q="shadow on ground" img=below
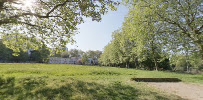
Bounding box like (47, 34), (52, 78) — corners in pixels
(0, 76), (182, 100)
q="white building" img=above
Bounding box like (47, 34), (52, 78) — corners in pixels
(49, 57), (97, 65)
(49, 57), (80, 64)
(49, 57), (70, 64)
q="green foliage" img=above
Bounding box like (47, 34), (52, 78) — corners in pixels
(0, 40), (29, 62)
(171, 53), (203, 71)
(30, 46), (50, 63)
(1, 33), (41, 54)
(0, 39), (50, 63)
(81, 53), (89, 65)
(100, 0), (202, 70)
(86, 50), (102, 60)
(173, 54), (188, 71)
(125, 0), (203, 65)
(12, 49), (29, 62)
(159, 58), (171, 70)
(100, 3), (169, 70)
(99, 30), (136, 68)
(189, 53), (202, 69)
(0, 40), (13, 61)
(61, 51), (69, 58)
(0, 0), (119, 52)
(68, 49), (84, 58)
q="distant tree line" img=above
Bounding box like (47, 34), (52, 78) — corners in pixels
(0, 40), (50, 63)
(52, 49), (102, 65)
(1, 38), (102, 64)
(99, 0), (202, 72)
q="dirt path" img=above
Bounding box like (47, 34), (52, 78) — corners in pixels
(148, 82), (203, 100)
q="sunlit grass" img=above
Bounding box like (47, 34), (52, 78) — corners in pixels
(0, 63), (202, 99)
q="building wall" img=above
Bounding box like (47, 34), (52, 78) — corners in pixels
(49, 57), (98, 65)
(49, 57), (79, 64)
(49, 57), (70, 64)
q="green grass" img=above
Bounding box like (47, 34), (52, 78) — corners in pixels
(0, 63), (202, 100)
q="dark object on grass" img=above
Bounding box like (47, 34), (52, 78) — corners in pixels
(131, 78), (181, 82)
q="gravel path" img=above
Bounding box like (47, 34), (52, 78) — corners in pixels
(148, 82), (203, 100)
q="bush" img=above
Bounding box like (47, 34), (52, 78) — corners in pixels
(189, 53), (202, 69)
(172, 55), (188, 72)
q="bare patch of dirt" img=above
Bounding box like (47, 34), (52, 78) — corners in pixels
(148, 82), (203, 100)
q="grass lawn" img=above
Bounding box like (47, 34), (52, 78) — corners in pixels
(0, 63), (202, 100)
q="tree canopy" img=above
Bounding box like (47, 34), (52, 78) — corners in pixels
(99, 0), (202, 70)
(0, 0), (119, 53)
(126, 0), (203, 65)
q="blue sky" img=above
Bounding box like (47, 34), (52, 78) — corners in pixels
(67, 4), (129, 51)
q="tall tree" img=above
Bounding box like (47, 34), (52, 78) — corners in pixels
(81, 53), (88, 65)
(68, 49), (83, 58)
(12, 49), (29, 62)
(86, 50), (102, 64)
(61, 51), (69, 58)
(123, 1), (165, 70)
(110, 30), (123, 67)
(30, 44), (50, 63)
(0, 0), (119, 52)
(0, 40), (12, 61)
(126, 0), (203, 66)
(99, 29), (137, 68)
(99, 43), (112, 66)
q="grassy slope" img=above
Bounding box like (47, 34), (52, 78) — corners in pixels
(0, 63), (202, 100)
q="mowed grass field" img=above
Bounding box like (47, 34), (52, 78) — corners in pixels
(0, 64), (202, 100)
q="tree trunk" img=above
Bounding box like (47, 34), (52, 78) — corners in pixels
(151, 40), (158, 71)
(200, 45), (203, 67)
(153, 58), (158, 71)
(126, 63), (129, 68)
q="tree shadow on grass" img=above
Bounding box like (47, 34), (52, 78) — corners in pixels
(0, 77), (15, 98)
(0, 76), (183, 100)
